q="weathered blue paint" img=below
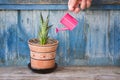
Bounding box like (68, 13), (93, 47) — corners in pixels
(0, 0), (68, 4)
(0, 1), (120, 66)
(17, 11), (29, 56)
(90, 5), (120, 10)
(0, 0), (119, 5)
(0, 10), (120, 66)
(68, 15), (86, 65)
(0, 4), (67, 10)
(112, 12), (120, 60)
(0, 4), (120, 10)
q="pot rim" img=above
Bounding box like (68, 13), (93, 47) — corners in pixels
(28, 38), (59, 47)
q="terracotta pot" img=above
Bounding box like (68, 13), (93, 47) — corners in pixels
(28, 38), (58, 69)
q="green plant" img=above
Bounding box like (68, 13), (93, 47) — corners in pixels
(38, 13), (52, 45)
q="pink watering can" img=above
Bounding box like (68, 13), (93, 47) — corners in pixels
(56, 13), (78, 33)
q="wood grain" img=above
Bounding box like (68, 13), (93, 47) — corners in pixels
(0, 9), (120, 66)
(0, 67), (119, 80)
(0, 0), (68, 4)
(93, 0), (120, 5)
(0, 0), (120, 4)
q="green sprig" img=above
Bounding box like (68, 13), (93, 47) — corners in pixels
(38, 13), (52, 45)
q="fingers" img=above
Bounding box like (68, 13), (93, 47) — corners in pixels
(68, 0), (81, 13)
(68, 0), (78, 11)
(81, 0), (92, 10)
(81, 0), (86, 10)
(86, 0), (92, 8)
(74, 7), (80, 13)
(68, 0), (92, 13)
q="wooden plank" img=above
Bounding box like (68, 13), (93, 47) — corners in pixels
(0, 4), (120, 10)
(49, 11), (70, 66)
(92, 0), (120, 5)
(0, 67), (119, 80)
(68, 12), (87, 65)
(110, 11), (120, 65)
(16, 10), (34, 65)
(85, 11), (112, 66)
(0, 0), (68, 4)
(0, 0), (120, 5)
(0, 0), (120, 10)
(0, 11), (18, 66)
(4, 11), (18, 66)
(0, 4), (68, 10)
(0, 11), (6, 66)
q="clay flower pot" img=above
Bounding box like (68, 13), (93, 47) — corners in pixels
(28, 38), (58, 70)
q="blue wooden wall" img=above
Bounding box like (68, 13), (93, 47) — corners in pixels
(0, 0), (120, 66)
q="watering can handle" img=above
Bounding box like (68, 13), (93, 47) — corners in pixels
(56, 27), (69, 33)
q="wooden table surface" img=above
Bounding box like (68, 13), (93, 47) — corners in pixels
(0, 66), (120, 80)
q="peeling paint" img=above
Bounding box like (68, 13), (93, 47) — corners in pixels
(0, 10), (120, 66)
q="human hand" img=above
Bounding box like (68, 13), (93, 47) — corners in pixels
(68, 0), (92, 13)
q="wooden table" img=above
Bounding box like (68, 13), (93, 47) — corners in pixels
(0, 66), (120, 80)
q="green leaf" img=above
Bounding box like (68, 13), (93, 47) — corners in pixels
(38, 13), (52, 45)
(40, 13), (44, 25)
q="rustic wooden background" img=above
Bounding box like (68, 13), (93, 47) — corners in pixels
(0, 0), (120, 66)
(0, 0), (120, 4)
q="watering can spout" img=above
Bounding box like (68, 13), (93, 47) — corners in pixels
(56, 27), (69, 33)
